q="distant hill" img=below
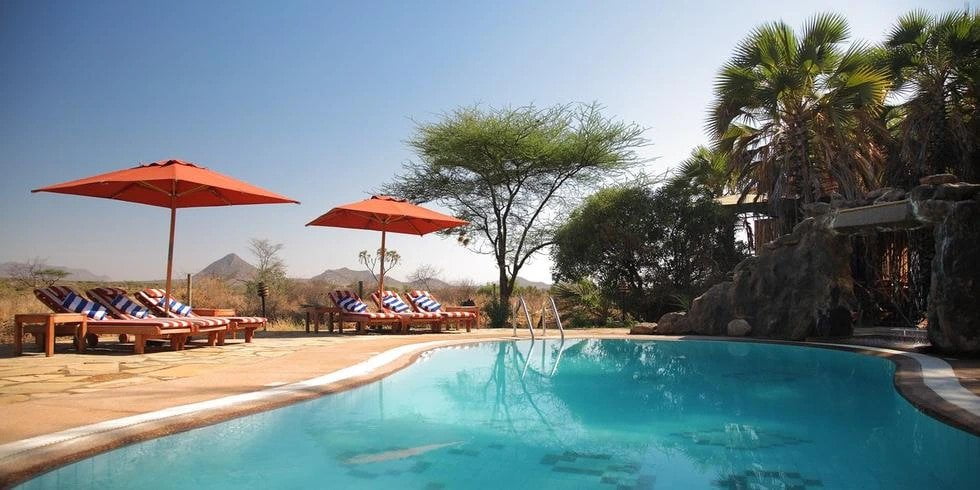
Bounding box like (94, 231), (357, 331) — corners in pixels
(0, 261), (111, 282)
(515, 277), (551, 290)
(310, 267), (407, 289)
(308, 267), (455, 290)
(194, 253), (258, 281)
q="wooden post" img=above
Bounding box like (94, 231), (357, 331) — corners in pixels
(358, 280), (363, 299)
(378, 229), (387, 294)
(163, 180), (177, 315)
(186, 273), (193, 307)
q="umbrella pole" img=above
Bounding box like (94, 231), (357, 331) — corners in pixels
(163, 187), (177, 316)
(378, 229), (386, 295)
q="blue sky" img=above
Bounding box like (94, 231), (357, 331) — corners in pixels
(0, 0), (964, 283)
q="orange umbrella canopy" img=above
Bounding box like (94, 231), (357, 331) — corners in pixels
(33, 159), (299, 308)
(306, 195), (468, 294)
(32, 159), (299, 207)
(306, 195), (467, 235)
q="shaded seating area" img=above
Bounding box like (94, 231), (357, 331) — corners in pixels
(31, 286), (206, 354)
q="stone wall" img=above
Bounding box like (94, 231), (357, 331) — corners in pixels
(911, 177), (980, 353)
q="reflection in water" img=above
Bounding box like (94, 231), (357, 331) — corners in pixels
(21, 340), (980, 490)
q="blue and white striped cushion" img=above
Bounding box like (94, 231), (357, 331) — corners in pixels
(381, 294), (411, 313)
(61, 292), (108, 320)
(110, 295), (149, 319)
(337, 295), (368, 313)
(412, 294), (442, 312)
(157, 296), (193, 316)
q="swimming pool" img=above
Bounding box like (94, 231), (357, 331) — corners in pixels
(19, 339), (980, 489)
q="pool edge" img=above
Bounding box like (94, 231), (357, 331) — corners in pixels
(0, 334), (977, 487)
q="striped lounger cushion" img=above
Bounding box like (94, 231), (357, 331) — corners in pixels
(336, 293), (368, 313)
(110, 295), (149, 319)
(158, 297), (193, 316)
(381, 293), (411, 313)
(411, 293), (442, 312)
(61, 292), (108, 320)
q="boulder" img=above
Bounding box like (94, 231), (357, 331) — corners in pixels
(731, 218), (857, 340)
(655, 312), (690, 334)
(727, 319), (752, 337)
(875, 188), (907, 203)
(926, 200), (980, 353)
(684, 282), (735, 335)
(629, 323), (657, 335)
(919, 173), (959, 185)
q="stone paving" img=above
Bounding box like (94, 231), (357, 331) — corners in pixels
(0, 334), (347, 405)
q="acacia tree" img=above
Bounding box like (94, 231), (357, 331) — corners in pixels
(358, 249), (400, 285)
(8, 258), (69, 289)
(247, 238), (288, 316)
(552, 183), (746, 321)
(385, 103), (645, 319)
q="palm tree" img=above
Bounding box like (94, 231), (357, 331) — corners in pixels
(709, 13), (891, 228)
(670, 145), (739, 197)
(877, 10), (980, 185)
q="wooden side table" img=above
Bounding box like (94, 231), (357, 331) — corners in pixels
(192, 308), (236, 317)
(303, 306), (341, 333)
(14, 313), (88, 357)
(444, 305), (480, 329)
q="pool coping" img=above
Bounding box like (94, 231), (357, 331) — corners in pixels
(0, 334), (977, 486)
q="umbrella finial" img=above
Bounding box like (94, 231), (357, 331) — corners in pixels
(371, 195), (407, 202)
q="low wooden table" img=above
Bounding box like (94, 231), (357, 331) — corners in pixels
(303, 306), (342, 333)
(192, 308), (236, 317)
(445, 305), (481, 329)
(14, 313), (88, 357)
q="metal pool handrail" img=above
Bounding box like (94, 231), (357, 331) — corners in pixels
(548, 296), (565, 341)
(517, 296), (535, 341)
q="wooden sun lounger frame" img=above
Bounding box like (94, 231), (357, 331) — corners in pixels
(85, 287), (228, 348)
(406, 290), (477, 332)
(33, 287), (200, 354)
(133, 288), (265, 343)
(370, 291), (444, 333)
(328, 291), (405, 334)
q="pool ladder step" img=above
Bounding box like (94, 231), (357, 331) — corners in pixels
(514, 296), (564, 341)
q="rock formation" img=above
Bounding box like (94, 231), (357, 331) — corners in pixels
(654, 211), (857, 340)
(637, 174), (979, 354)
(910, 178), (980, 353)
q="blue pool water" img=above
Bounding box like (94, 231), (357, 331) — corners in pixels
(20, 340), (980, 489)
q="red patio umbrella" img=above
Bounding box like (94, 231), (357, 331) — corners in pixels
(33, 159), (299, 309)
(306, 195), (468, 293)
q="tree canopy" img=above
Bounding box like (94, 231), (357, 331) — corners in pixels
(551, 183), (746, 321)
(709, 13), (891, 228)
(385, 102), (646, 318)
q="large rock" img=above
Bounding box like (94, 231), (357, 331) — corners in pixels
(629, 323), (657, 335)
(655, 312), (690, 334)
(684, 282), (735, 335)
(731, 218), (857, 340)
(926, 200), (980, 353)
(727, 319), (752, 337)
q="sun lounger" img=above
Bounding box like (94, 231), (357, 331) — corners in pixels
(370, 290), (444, 333)
(406, 290), (477, 332)
(133, 288), (266, 343)
(33, 286), (198, 354)
(86, 287), (229, 347)
(328, 290), (404, 333)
